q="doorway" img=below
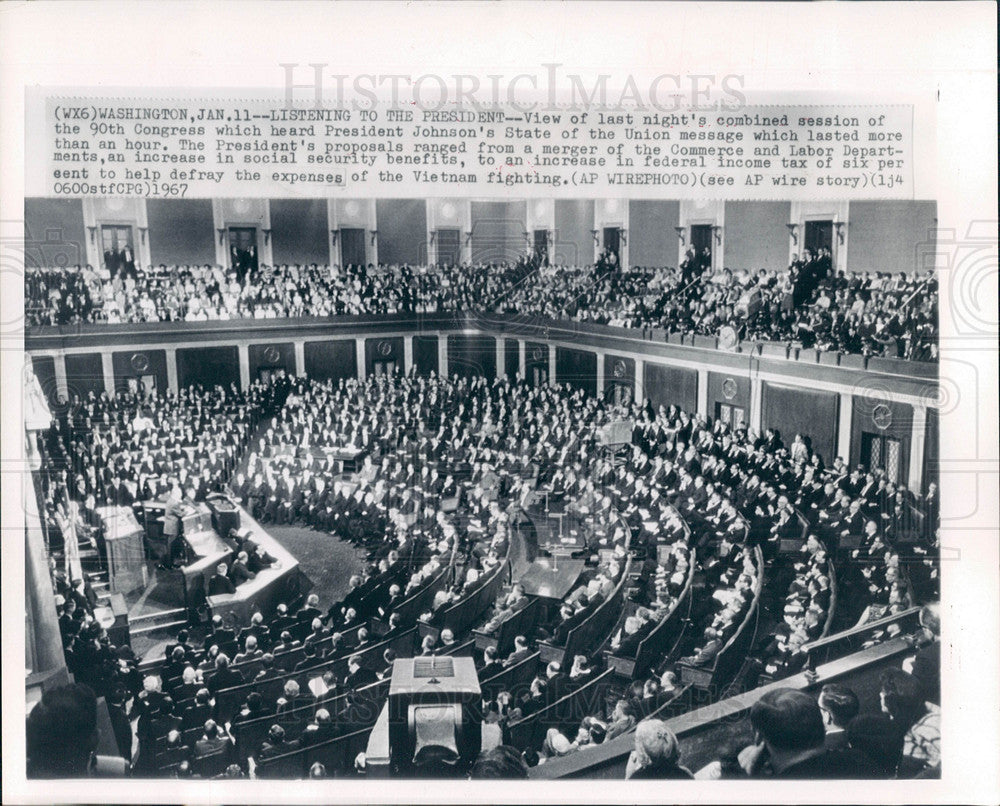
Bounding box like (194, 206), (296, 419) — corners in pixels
(101, 225), (136, 277)
(690, 224), (714, 269)
(602, 227), (621, 264)
(533, 229), (549, 266)
(125, 375), (156, 395)
(229, 227), (258, 275)
(340, 228), (367, 266)
(861, 431), (903, 484)
(435, 228), (461, 266)
(715, 402), (746, 431)
(804, 220), (833, 256)
(607, 381), (633, 408)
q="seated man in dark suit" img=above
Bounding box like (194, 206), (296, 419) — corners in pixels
(380, 612), (406, 640)
(612, 611), (655, 658)
(538, 603), (574, 643)
(543, 661), (571, 704)
(202, 615), (235, 652)
(818, 684), (860, 751)
(681, 627), (723, 668)
(603, 698), (639, 741)
(275, 679), (309, 716)
(193, 720), (232, 760)
(294, 643), (321, 673)
(344, 654), (378, 691)
(502, 635), (532, 668)
(238, 612), (270, 651)
(902, 602), (940, 707)
(196, 647), (220, 676)
(257, 724), (299, 761)
(552, 598), (591, 646)
(327, 575), (364, 625)
(164, 629), (195, 663)
(268, 603), (296, 642)
(336, 685), (379, 729)
(271, 631), (301, 656)
(254, 653), (281, 682)
(245, 540), (277, 575)
(735, 688), (865, 778)
(206, 654), (244, 696)
(512, 676), (548, 719)
(377, 584), (404, 620)
(233, 635), (263, 665)
(181, 688), (213, 732)
(296, 594), (323, 624)
(162, 646), (192, 684)
(480, 584), (529, 635)
(303, 618), (329, 649)
(478, 646), (504, 680)
(147, 696), (183, 742)
(231, 691), (274, 728)
(298, 709), (338, 747)
(156, 729), (193, 771)
(208, 563), (236, 596)
(377, 648), (397, 680)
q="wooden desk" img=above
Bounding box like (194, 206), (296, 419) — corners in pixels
(205, 505), (304, 624)
(181, 528), (233, 610)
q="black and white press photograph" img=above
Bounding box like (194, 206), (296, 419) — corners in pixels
(2, 3), (997, 804)
(21, 194), (945, 781)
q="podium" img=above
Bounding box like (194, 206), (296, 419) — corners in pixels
(375, 656), (482, 775)
(96, 506), (147, 596)
(207, 498), (240, 536)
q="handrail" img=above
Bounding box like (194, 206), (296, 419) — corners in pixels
(436, 533), (513, 633)
(232, 676), (389, 740)
(386, 561), (454, 627)
(479, 650), (541, 693)
(561, 555), (634, 663)
(25, 311), (938, 386)
(677, 545), (763, 688)
(629, 547), (697, 678)
(505, 667), (616, 751)
(602, 528), (692, 666)
(529, 636), (915, 779)
(473, 597), (542, 658)
(438, 638), (476, 657)
(231, 678), (390, 761)
(213, 627), (416, 717)
(802, 605), (921, 655)
(255, 724), (375, 778)
(717, 545), (765, 660)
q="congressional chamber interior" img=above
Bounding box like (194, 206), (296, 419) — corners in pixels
(21, 194), (941, 782)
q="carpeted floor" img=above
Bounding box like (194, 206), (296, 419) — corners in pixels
(265, 524), (367, 609)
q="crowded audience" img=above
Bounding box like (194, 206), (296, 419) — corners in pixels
(25, 251), (937, 360)
(32, 353), (940, 779)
